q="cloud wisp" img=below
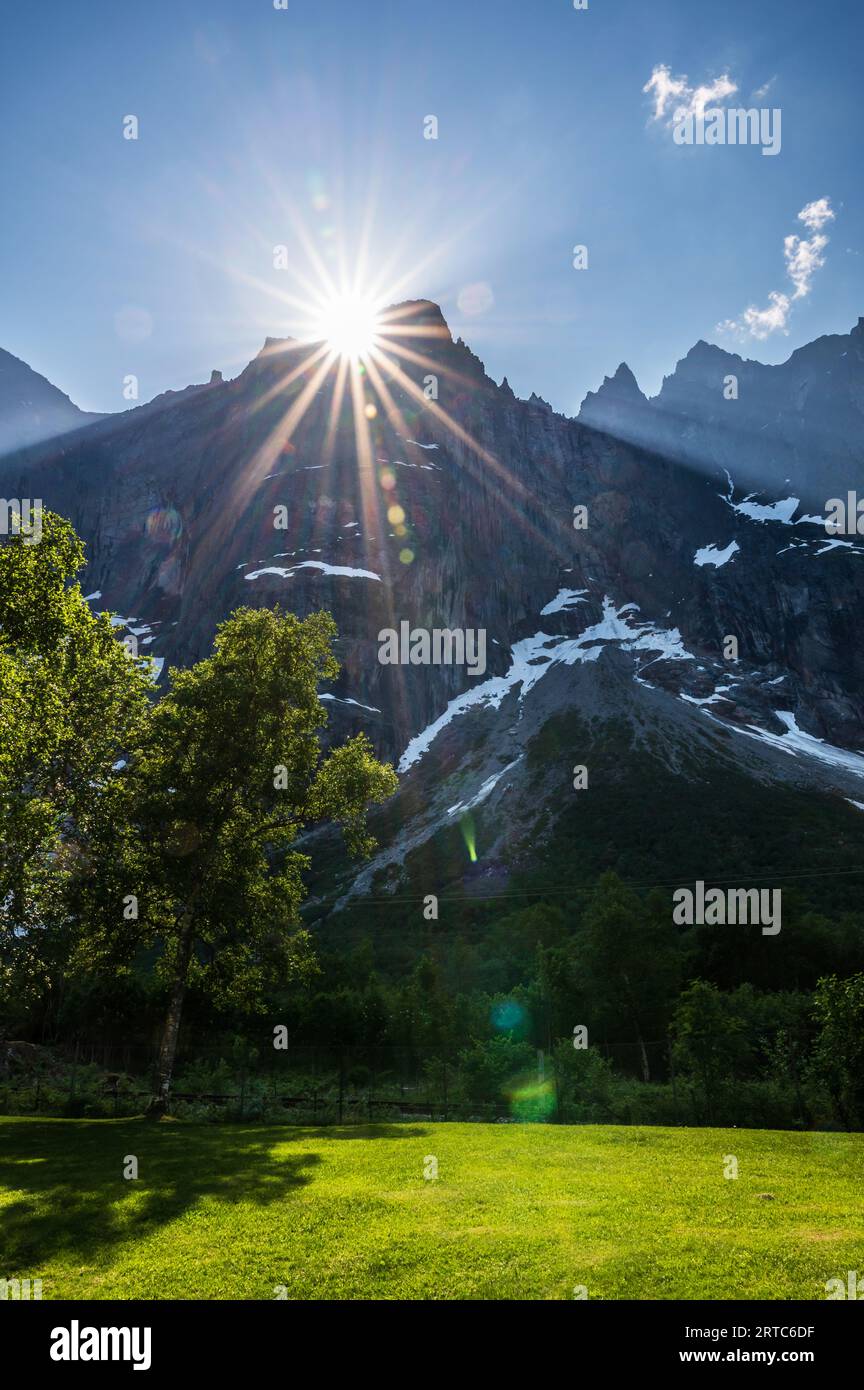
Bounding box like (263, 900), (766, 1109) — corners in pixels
(644, 64), (738, 123)
(717, 199), (836, 341)
(644, 64), (781, 155)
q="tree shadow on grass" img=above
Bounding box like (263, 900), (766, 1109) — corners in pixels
(0, 1119), (433, 1277)
(0, 1119), (318, 1274)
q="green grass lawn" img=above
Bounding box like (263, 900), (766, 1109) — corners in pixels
(1, 1117), (861, 1300)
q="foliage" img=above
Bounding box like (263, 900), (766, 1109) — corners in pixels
(0, 512), (153, 1023)
(811, 972), (864, 1129)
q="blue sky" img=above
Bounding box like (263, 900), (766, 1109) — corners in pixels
(2, 0), (862, 415)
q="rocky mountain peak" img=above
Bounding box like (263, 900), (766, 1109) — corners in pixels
(386, 298), (452, 336)
(661, 338), (742, 386)
(258, 335), (298, 357)
(577, 361), (648, 436)
(0, 347), (102, 456)
(611, 361), (641, 387)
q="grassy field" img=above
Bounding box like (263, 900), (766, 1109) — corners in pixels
(1, 1117), (861, 1300)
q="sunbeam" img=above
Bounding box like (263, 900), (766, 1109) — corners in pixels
(314, 291), (383, 361)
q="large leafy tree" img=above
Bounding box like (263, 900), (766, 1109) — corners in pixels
(670, 980), (752, 1123)
(78, 605), (398, 1111)
(0, 511), (153, 1029)
(811, 972), (864, 1130)
(578, 874), (681, 1082)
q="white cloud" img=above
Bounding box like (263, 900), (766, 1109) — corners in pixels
(685, 74), (738, 120)
(752, 76), (777, 101)
(798, 197), (835, 232)
(717, 198), (835, 340)
(644, 64), (737, 124)
(643, 64), (689, 122)
(722, 291), (793, 341)
(784, 231), (829, 300)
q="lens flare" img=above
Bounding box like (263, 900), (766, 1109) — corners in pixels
(508, 1078), (557, 1123)
(491, 999), (526, 1033)
(460, 813), (478, 863)
(315, 291), (382, 360)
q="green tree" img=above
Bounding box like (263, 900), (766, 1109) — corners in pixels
(579, 875), (680, 1081)
(811, 972), (864, 1130)
(456, 1034), (536, 1105)
(551, 1038), (617, 1122)
(671, 981), (752, 1123)
(0, 511), (153, 1027)
(78, 605), (397, 1111)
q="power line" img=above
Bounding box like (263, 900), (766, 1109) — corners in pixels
(313, 861), (864, 914)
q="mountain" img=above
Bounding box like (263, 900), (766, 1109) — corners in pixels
(576, 362), (648, 439)
(579, 318), (864, 506)
(2, 306), (864, 921)
(0, 347), (103, 456)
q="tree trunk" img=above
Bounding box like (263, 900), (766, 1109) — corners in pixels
(636, 1027), (651, 1083)
(148, 907), (196, 1116)
(621, 972), (651, 1082)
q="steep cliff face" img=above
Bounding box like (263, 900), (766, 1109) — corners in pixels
(2, 305), (864, 902)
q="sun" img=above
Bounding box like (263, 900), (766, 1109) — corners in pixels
(315, 291), (382, 360)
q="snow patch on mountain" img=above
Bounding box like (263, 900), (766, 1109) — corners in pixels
(728, 495), (800, 525)
(245, 561), (382, 582)
(680, 685), (736, 707)
(447, 757), (523, 817)
(540, 588), (588, 615)
(709, 710), (864, 780)
(320, 694), (381, 713)
(398, 598), (694, 772)
(814, 538), (862, 555)
(694, 541), (739, 568)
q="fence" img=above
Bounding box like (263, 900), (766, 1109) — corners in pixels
(0, 1032), (839, 1131)
(0, 1039), (597, 1125)
(0, 1081), (520, 1124)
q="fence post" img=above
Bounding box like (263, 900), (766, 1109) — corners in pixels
(551, 1050), (561, 1123)
(443, 1060), (448, 1122)
(338, 1058), (344, 1126)
(69, 1039), (80, 1108)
